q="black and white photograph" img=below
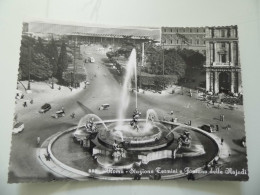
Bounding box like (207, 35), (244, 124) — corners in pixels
(8, 19), (248, 183)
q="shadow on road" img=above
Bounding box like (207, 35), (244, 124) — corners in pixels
(77, 101), (95, 115)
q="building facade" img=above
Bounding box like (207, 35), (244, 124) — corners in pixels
(23, 21), (161, 45)
(161, 27), (206, 54)
(204, 26), (242, 94)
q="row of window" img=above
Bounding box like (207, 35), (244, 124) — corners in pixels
(163, 28), (205, 33)
(165, 39), (206, 45)
(210, 29), (237, 38)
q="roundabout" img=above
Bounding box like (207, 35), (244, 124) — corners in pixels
(36, 49), (224, 181)
(37, 118), (222, 181)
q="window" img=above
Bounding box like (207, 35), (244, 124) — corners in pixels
(221, 29), (225, 37)
(197, 29), (199, 32)
(197, 40), (199, 45)
(221, 43), (225, 48)
(171, 29), (172, 32)
(190, 39), (192, 44)
(171, 40), (173, 44)
(177, 40), (179, 44)
(164, 28), (166, 32)
(190, 29), (192, 33)
(203, 41), (206, 45)
(176, 29), (178, 33)
(227, 29), (230, 37)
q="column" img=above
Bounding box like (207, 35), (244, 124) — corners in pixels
(230, 42), (234, 66)
(214, 71), (219, 93)
(210, 72), (214, 92)
(206, 71), (211, 91)
(231, 71), (235, 93)
(226, 42), (229, 63)
(214, 42), (218, 63)
(206, 42), (210, 65)
(238, 71), (243, 93)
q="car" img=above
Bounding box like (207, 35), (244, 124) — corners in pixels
(98, 104), (110, 110)
(13, 122), (24, 134)
(89, 57), (95, 63)
(39, 103), (51, 113)
(51, 110), (65, 119)
(200, 124), (214, 133)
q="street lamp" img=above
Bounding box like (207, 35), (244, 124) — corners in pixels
(51, 57), (55, 89)
(27, 46), (32, 90)
(162, 40), (166, 89)
(139, 40), (152, 90)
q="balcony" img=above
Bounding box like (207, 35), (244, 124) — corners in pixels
(212, 62), (232, 67)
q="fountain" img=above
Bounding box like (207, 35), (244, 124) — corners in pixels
(70, 48), (210, 179)
(37, 47), (220, 181)
(117, 49), (138, 127)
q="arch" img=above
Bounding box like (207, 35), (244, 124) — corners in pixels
(219, 72), (231, 93)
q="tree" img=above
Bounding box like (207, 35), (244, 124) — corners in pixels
(164, 49), (186, 78)
(46, 37), (58, 77)
(19, 35), (52, 81)
(30, 53), (52, 80)
(35, 37), (45, 54)
(56, 42), (68, 81)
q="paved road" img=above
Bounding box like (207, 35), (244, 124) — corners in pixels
(9, 44), (247, 182)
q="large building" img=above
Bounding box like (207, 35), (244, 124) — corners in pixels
(161, 27), (206, 54)
(204, 25), (242, 94)
(22, 21), (161, 45)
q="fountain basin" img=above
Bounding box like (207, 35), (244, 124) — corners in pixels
(95, 120), (174, 152)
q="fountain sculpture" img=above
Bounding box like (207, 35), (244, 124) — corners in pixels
(72, 48), (206, 177)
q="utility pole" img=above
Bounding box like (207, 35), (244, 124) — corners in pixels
(73, 36), (76, 88)
(140, 42), (145, 89)
(27, 46), (31, 90)
(162, 41), (165, 89)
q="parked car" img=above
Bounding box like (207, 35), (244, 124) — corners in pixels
(51, 110), (65, 119)
(13, 122), (24, 134)
(200, 124), (214, 133)
(39, 103), (51, 113)
(98, 104), (110, 110)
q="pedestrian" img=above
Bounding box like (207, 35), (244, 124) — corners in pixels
(216, 124), (219, 131)
(222, 114), (225, 122)
(221, 138), (224, 145)
(187, 173), (195, 181)
(220, 114), (222, 121)
(21, 94), (24, 99)
(23, 102), (27, 107)
(37, 137), (41, 146)
(30, 99), (33, 104)
(190, 92), (192, 98)
(58, 86), (61, 90)
(71, 112), (75, 119)
(227, 124), (231, 131)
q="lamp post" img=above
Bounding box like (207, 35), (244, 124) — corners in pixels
(139, 40), (153, 90)
(162, 41), (166, 89)
(27, 46), (31, 90)
(51, 57), (55, 89)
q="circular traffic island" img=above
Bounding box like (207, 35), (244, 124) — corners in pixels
(45, 120), (219, 180)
